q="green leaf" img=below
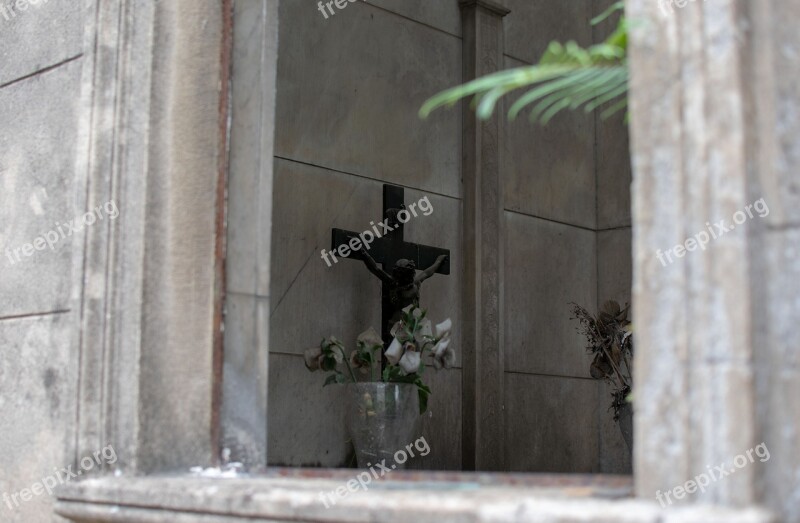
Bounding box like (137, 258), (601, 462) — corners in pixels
(585, 75), (629, 112)
(591, 1), (624, 26)
(320, 356), (336, 372)
(414, 378), (432, 415)
(419, 4), (629, 125)
(600, 96), (628, 119)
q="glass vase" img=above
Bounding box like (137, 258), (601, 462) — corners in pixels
(343, 382), (420, 469)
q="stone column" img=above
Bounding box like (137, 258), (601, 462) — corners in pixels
(745, 1), (800, 521)
(74, 0), (231, 474)
(459, 0), (509, 472)
(628, 0), (800, 519)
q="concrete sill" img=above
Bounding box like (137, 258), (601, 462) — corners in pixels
(55, 472), (774, 523)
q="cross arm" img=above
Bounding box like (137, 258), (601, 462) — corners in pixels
(331, 228), (393, 283)
(402, 243), (451, 276)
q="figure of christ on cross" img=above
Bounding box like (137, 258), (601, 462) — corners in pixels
(357, 246), (449, 330)
(330, 184), (450, 369)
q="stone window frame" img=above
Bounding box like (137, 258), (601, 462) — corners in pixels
(54, 0), (786, 521)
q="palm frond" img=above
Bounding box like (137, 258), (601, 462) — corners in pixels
(419, 5), (629, 125)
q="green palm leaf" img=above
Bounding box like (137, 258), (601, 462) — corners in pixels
(419, 3), (629, 125)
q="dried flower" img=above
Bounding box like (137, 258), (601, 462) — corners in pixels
(571, 301), (633, 421)
(349, 350), (371, 374)
(357, 327), (383, 350)
(303, 347), (324, 371)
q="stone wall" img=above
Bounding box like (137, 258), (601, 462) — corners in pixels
(0, 2), (85, 521)
(1, 0), (230, 520)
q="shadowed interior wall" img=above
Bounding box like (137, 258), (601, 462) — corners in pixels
(225, 0), (632, 473)
(500, 0), (632, 474)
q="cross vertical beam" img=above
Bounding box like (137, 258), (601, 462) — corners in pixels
(380, 185), (406, 367)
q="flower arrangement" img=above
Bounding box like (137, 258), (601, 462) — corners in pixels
(303, 305), (454, 414)
(571, 300), (633, 420)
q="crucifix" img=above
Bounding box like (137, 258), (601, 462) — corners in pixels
(331, 184), (450, 369)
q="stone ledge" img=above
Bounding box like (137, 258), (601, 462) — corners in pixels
(54, 474), (776, 523)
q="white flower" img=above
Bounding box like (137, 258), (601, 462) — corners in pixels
(435, 318), (452, 339)
(398, 349), (422, 375)
(432, 338), (456, 370)
(433, 338), (450, 358)
(412, 307), (423, 319)
(385, 338), (404, 365)
(415, 319), (433, 345)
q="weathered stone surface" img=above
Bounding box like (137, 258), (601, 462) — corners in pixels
(0, 59), (82, 317)
(56, 475), (779, 523)
(628, 0), (707, 500)
(596, 380), (633, 474)
(222, 0), (279, 470)
(222, 293), (269, 466)
(504, 372), (600, 473)
(626, 0), (796, 516)
(596, 113), (632, 230)
(0, 313), (76, 523)
(407, 367), (462, 471)
(364, 0), (461, 36)
(226, 0), (278, 297)
(459, 0), (508, 472)
(131, 0), (228, 475)
(498, 0), (594, 65)
(755, 228), (800, 521)
(0, 0), (83, 86)
(267, 353), (350, 467)
(504, 212), (596, 377)
(502, 55), (596, 229)
(275, 0), (461, 198)
(749, 0), (800, 228)
(597, 228), (632, 308)
(593, 1), (632, 230)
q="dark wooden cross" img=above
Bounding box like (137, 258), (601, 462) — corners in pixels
(330, 184), (450, 367)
